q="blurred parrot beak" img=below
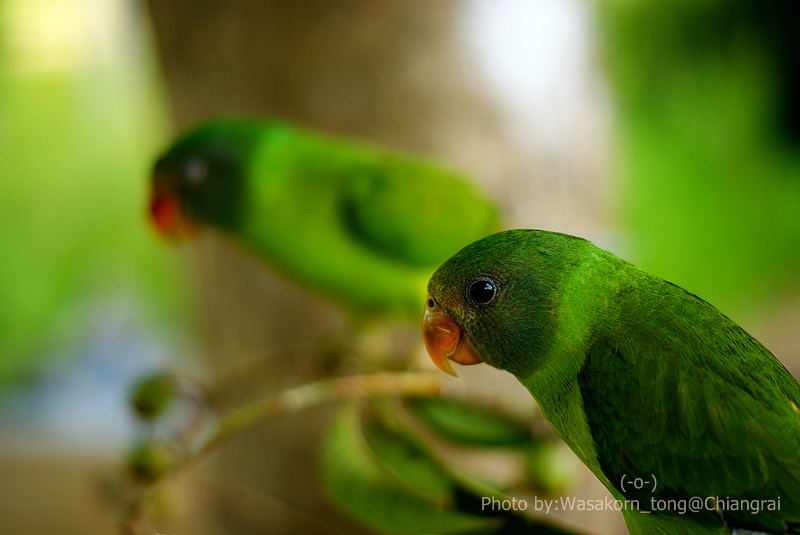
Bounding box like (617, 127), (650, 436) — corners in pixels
(422, 298), (483, 377)
(149, 187), (198, 240)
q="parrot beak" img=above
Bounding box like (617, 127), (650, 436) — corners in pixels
(422, 298), (483, 377)
(149, 187), (198, 240)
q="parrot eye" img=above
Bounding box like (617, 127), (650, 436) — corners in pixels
(183, 157), (209, 187)
(466, 276), (497, 306)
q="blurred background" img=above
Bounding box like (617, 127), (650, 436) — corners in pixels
(0, 0), (797, 534)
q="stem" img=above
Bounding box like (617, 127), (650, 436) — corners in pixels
(184, 371), (442, 470)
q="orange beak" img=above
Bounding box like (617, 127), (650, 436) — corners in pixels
(422, 299), (483, 377)
(149, 187), (198, 239)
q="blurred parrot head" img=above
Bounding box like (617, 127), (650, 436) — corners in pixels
(149, 121), (259, 239)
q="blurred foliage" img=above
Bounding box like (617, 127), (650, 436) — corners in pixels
(407, 397), (534, 448)
(321, 402), (582, 535)
(126, 372), (582, 534)
(598, 0), (800, 314)
(0, 0), (188, 385)
(322, 403), (499, 535)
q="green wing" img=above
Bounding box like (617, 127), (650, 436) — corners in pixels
(238, 125), (499, 317)
(341, 158), (499, 268)
(578, 279), (800, 534)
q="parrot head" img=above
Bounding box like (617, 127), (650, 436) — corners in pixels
(149, 121), (258, 239)
(423, 229), (588, 379)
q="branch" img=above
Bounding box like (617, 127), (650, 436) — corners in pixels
(187, 371), (443, 468)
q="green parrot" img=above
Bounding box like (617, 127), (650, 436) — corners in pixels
(149, 119), (498, 318)
(423, 229), (800, 535)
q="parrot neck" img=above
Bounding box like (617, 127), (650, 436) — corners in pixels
(517, 247), (630, 484)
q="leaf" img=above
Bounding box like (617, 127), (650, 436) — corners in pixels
(407, 397), (533, 447)
(321, 403), (498, 534)
(363, 413), (454, 500)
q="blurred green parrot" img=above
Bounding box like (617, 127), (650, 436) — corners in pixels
(149, 119), (499, 319)
(424, 229), (800, 535)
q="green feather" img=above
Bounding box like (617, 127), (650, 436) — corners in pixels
(152, 119), (499, 318)
(427, 229), (800, 535)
